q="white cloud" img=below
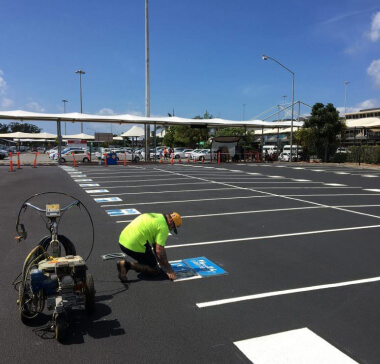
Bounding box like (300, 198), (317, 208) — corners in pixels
(1, 97), (14, 108)
(338, 99), (379, 114)
(357, 98), (378, 109)
(97, 108), (115, 115)
(367, 59), (380, 87)
(26, 102), (45, 112)
(367, 12), (380, 41)
(0, 69), (7, 95)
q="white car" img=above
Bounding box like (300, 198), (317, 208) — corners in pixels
(50, 147), (84, 160)
(173, 148), (193, 159)
(56, 149), (91, 163)
(46, 147), (58, 156)
(115, 150), (140, 162)
(190, 149), (212, 161)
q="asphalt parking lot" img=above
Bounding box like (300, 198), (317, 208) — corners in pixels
(1, 161), (380, 363)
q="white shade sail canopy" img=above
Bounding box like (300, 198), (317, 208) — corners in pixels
(0, 110), (303, 129)
(120, 126), (145, 137)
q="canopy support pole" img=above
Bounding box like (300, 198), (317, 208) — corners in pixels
(57, 119), (62, 166)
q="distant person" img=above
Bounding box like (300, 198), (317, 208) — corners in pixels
(163, 148), (168, 160)
(117, 212), (183, 282)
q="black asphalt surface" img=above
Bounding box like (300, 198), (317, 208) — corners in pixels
(1, 162), (380, 363)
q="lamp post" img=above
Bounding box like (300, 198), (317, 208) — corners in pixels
(62, 99), (68, 134)
(262, 55), (295, 162)
(344, 81), (350, 114)
(282, 95), (287, 120)
(75, 70), (85, 133)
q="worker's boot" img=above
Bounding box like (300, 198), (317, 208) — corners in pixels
(131, 262), (160, 276)
(116, 260), (130, 282)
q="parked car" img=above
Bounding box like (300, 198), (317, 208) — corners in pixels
(50, 147), (87, 160)
(173, 148), (193, 159)
(0, 149), (9, 158)
(278, 152), (300, 162)
(190, 149), (212, 161)
(0, 150), (8, 160)
(55, 149), (91, 163)
(46, 147), (58, 157)
(115, 150), (140, 162)
(336, 147), (349, 154)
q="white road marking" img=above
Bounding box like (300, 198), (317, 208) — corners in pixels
(100, 195), (270, 207)
(197, 274), (380, 308)
(234, 328), (358, 363)
(115, 206), (323, 223)
(334, 172), (350, 175)
(364, 189), (380, 193)
(362, 175), (378, 178)
(166, 224), (380, 249)
(90, 187), (239, 197)
(152, 168), (377, 221)
(324, 183), (346, 186)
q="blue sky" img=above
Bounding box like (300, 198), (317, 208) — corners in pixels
(0, 0), (379, 134)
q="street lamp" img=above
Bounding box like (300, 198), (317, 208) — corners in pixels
(62, 99), (68, 134)
(262, 54), (295, 162)
(344, 81), (350, 114)
(282, 95), (287, 120)
(75, 70), (85, 133)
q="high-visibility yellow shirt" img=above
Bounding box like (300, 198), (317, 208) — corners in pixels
(119, 213), (169, 253)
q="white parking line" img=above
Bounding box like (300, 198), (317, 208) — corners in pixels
(100, 194), (270, 207)
(234, 328), (358, 363)
(197, 274), (380, 308)
(166, 224), (380, 249)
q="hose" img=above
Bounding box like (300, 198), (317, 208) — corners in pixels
(18, 245), (49, 319)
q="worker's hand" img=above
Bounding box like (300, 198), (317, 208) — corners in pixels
(166, 271), (177, 281)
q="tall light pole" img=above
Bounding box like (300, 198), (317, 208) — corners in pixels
(262, 55), (295, 162)
(75, 70), (85, 133)
(282, 95), (287, 120)
(145, 0), (151, 159)
(62, 99), (68, 135)
(344, 81), (350, 114)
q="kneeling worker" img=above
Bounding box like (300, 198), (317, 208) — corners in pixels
(117, 212), (182, 282)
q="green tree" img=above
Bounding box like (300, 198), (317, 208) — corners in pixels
(302, 103), (344, 162)
(0, 123), (9, 133)
(163, 111), (212, 147)
(9, 122), (42, 133)
(215, 127), (255, 144)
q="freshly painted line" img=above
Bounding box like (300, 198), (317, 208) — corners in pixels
(197, 275), (380, 308)
(334, 172), (350, 175)
(365, 189), (380, 192)
(324, 183), (346, 186)
(91, 182), (208, 189)
(85, 177), (190, 183)
(74, 179), (93, 182)
(166, 224), (380, 249)
(154, 168), (373, 221)
(234, 328), (358, 363)
(292, 167), (305, 169)
(292, 179), (311, 182)
(100, 195), (270, 207)
(362, 175), (378, 178)
(311, 169), (324, 172)
(89, 187), (240, 197)
(114, 206), (323, 223)
(80, 183), (100, 187)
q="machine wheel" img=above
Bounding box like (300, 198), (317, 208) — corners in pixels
(60, 158), (66, 163)
(134, 156), (140, 163)
(83, 157), (89, 163)
(19, 282), (38, 323)
(55, 314), (67, 342)
(84, 273), (95, 314)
